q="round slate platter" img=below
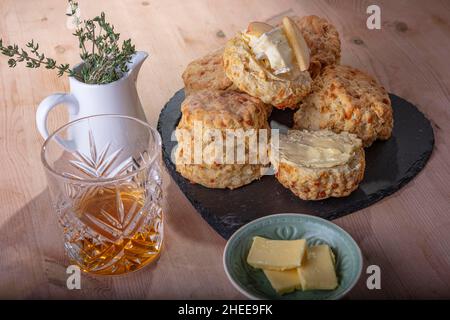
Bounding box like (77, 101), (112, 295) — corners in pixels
(157, 90), (434, 239)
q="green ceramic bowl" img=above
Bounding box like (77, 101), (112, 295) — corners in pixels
(223, 213), (362, 300)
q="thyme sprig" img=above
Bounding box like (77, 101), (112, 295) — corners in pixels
(0, 39), (74, 77)
(0, 0), (136, 84)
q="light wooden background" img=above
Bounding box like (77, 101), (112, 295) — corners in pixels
(0, 0), (449, 299)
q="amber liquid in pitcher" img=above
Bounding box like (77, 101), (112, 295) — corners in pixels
(63, 186), (163, 275)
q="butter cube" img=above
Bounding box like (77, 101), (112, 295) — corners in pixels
(263, 269), (302, 295)
(247, 236), (307, 270)
(297, 245), (338, 290)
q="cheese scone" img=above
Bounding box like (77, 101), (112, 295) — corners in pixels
(292, 15), (341, 78)
(294, 65), (393, 147)
(175, 90), (270, 189)
(182, 50), (234, 95)
(223, 32), (312, 109)
(270, 130), (365, 200)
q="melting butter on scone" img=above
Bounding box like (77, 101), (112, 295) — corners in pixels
(298, 245), (338, 290)
(247, 236), (307, 270)
(277, 130), (360, 169)
(270, 130), (365, 200)
(245, 25), (295, 75)
(224, 30), (312, 108)
(224, 16), (313, 108)
(242, 18), (310, 76)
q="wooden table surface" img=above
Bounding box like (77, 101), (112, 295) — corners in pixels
(0, 0), (449, 299)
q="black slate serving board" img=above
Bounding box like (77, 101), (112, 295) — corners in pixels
(157, 90), (434, 239)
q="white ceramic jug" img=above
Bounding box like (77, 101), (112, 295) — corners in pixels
(36, 51), (148, 152)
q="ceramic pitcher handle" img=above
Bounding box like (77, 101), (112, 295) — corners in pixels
(36, 93), (79, 140)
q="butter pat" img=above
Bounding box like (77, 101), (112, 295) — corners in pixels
(282, 16), (310, 71)
(247, 236), (307, 270)
(246, 27), (295, 75)
(263, 269), (302, 295)
(297, 245), (338, 290)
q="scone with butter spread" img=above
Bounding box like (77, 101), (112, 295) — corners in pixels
(293, 65), (393, 147)
(182, 49), (234, 95)
(270, 130), (365, 200)
(223, 18), (312, 109)
(175, 90), (270, 189)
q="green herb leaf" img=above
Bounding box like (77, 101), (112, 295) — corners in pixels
(0, 0), (138, 84)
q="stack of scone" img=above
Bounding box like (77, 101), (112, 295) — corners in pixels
(177, 15), (393, 200)
(175, 90), (270, 189)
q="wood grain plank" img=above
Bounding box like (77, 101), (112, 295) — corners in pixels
(0, 0), (449, 299)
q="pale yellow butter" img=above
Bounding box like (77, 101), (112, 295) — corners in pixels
(245, 27), (295, 75)
(263, 269), (302, 295)
(297, 244), (338, 290)
(276, 130), (361, 169)
(247, 236), (307, 270)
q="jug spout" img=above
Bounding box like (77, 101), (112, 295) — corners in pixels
(127, 51), (148, 82)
